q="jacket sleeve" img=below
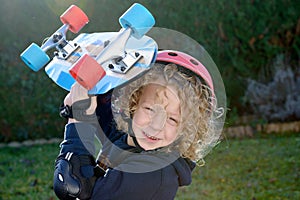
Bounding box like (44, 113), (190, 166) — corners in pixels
(95, 91), (125, 143)
(96, 91), (113, 136)
(60, 122), (97, 156)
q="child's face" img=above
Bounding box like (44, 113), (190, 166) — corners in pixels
(132, 83), (181, 150)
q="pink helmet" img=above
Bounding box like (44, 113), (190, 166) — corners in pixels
(156, 50), (214, 93)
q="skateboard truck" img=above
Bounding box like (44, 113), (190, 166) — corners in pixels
(108, 51), (143, 74)
(43, 24), (80, 60)
(96, 27), (143, 74)
(20, 5), (89, 72)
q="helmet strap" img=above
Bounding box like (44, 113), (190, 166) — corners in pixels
(128, 120), (145, 152)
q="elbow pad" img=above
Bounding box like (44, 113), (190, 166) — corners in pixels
(53, 152), (104, 200)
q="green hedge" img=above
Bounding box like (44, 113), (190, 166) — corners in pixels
(1, 0), (299, 142)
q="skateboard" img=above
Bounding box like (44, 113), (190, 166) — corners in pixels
(20, 3), (157, 94)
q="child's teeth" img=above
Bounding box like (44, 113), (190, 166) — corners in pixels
(145, 133), (158, 140)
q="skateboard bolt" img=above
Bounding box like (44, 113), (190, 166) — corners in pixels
(104, 40), (110, 47)
(108, 64), (114, 69)
(53, 33), (62, 43)
(121, 66), (126, 72)
(135, 52), (140, 57)
(115, 57), (123, 64)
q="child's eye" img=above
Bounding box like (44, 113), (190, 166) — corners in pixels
(167, 117), (179, 126)
(144, 106), (153, 111)
(143, 106), (154, 114)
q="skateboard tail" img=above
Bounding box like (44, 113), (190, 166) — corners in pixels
(45, 63), (76, 91)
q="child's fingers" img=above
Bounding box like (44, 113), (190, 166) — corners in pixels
(64, 93), (72, 106)
(64, 83), (98, 115)
(69, 83), (90, 104)
(63, 83), (89, 106)
(64, 83), (97, 115)
(86, 96), (97, 115)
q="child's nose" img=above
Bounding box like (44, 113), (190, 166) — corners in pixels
(149, 105), (167, 131)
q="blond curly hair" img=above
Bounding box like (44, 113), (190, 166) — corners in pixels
(112, 63), (222, 162)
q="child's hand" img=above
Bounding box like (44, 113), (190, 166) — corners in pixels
(64, 83), (97, 122)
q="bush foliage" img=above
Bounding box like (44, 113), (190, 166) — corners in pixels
(0, 0), (299, 141)
(245, 55), (300, 122)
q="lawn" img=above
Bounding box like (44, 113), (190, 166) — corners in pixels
(0, 134), (299, 200)
(176, 134), (300, 200)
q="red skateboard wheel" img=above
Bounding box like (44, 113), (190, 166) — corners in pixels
(69, 54), (106, 90)
(60, 5), (89, 33)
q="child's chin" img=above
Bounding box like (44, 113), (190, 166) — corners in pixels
(138, 140), (160, 151)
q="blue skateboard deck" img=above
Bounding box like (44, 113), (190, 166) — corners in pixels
(45, 32), (157, 94)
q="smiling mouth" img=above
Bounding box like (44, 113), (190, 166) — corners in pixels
(143, 132), (160, 141)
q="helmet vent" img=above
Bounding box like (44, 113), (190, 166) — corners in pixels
(190, 59), (199, 65)
(168, 52), (178, 56)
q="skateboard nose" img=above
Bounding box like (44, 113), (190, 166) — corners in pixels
(149, 104), (167, 131)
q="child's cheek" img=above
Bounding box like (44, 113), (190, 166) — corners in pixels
(132, 108), (150, 127)
(165, 126), (179, 142)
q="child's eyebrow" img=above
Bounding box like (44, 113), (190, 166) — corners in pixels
(168, 111), (180, 117)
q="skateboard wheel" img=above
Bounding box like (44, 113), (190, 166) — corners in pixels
(60, 5), (89, 33)
(20, 43), (50, 72)
(69, 54), (106, 90)
(119, 3), (155, 39)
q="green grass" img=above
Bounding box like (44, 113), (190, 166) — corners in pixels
(0, 134), (299, 200)
(176, 134), (300, 200)
(0, 144), (59, 200)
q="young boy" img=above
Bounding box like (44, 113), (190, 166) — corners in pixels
(54, 50), (224, 200)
